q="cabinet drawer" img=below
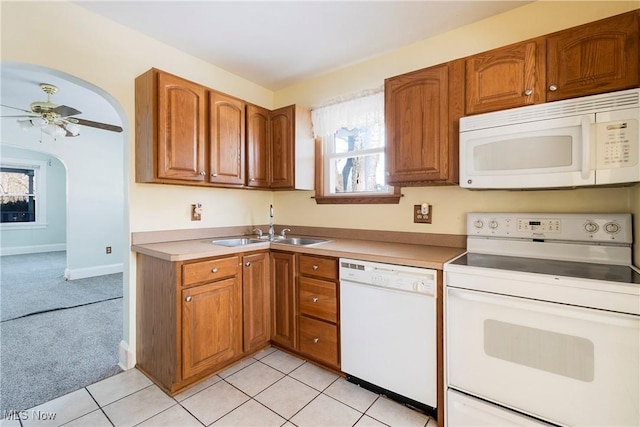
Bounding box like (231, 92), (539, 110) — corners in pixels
(299, 255), (337, 280)
(182, 256), (239, 286)
(299, 316), (339, 367)
(299, 277), (337, 323)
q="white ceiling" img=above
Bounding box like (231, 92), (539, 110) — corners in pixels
(74, 0), (531, 90)
(2, 1), (530, 135)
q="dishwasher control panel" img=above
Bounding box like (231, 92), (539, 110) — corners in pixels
(340, 259), (436, 295)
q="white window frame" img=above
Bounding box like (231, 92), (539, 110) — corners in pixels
(0, 158), (48, 230)
(323, 127), (391, 196)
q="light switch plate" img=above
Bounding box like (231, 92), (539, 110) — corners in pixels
(414, 204), (432, 224)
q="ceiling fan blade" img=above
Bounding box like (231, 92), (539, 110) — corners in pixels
(72, 118), (123, 133)
(0, 115), (40, 118)
(1, 104), (33, 114)
(52, 105), (82, 117)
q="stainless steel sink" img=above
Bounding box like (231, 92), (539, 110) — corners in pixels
(275, 237), (328, 246)
(211, 237), (265, 247)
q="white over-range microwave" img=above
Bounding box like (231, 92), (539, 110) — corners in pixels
(459, 88), (640, 189)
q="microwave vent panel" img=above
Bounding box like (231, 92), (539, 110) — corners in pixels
(460, 89), (640, 132)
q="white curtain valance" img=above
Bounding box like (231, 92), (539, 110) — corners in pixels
(311, 90), (384, 137)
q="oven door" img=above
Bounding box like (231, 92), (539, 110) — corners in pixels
(446, 286), (640, 426)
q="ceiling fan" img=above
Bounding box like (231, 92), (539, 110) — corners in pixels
(0, 83), (123, 138)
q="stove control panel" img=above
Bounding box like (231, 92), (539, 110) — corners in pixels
(467, 212), (632, 243)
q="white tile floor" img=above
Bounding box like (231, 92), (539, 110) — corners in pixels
(2, 348), (437, 427)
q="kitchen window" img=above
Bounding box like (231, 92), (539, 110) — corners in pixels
(0, 159), (47, 228)
(312, 89), (400, 204)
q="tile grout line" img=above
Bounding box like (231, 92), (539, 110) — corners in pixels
(84, 387), (115, 427)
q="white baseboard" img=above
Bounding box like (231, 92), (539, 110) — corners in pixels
(118, 340), (135, 370)
(0, 243), (66, 256)
(64, 263), (123, 280)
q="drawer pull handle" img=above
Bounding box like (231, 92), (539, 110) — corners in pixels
(312, 297), (318, 303)
(313, 338), (319, 344)
(211, 267), (218, 273)
(185, 296), (192, 302)
(312, 265), (319, 271)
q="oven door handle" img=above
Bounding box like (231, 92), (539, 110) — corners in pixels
(447, 287), (639, 327)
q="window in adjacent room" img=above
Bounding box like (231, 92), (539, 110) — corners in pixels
(311, 89), (400, 204)
(0, 159), (47, 227)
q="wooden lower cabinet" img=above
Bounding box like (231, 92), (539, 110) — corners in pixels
(270, 251), (297, 348)
(182, 277), (241, 379)
(243, 252), (271, 352)
(136, 253), (244, 394)
(270, 252), (341, 370)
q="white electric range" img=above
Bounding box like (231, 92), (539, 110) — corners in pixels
(444, 212), (640, 427)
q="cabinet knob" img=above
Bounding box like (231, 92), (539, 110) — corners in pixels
(312, 297), (318, 303)
(245, 262), (251, 267)
(211, 173), (218, 177)
(185, 296), (192, 302)
(313, 338), (319, 344)
(312, 265), (319, 271)
(549, 84), (558, 92)
(211, 267), (218, 273)
(199, 171), (205, 176)
(250, 178), (255, 182)
(524, 89), (533, 96)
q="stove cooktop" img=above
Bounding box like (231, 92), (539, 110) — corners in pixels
(451, 253), (640, 285)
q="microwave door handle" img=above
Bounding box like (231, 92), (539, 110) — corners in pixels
(581, 116), (593, 180)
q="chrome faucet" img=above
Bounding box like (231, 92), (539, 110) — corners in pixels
(279, 228), (291, 238)
(268, 204), (275, 241)
(253, 228), (263, 239)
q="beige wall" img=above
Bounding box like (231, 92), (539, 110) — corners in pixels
(1, 0), (276, 364)
(272, 0), (640, 266)
(2, 1), (637, 366)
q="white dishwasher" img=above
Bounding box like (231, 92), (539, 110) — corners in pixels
(340, 258), (437, 414)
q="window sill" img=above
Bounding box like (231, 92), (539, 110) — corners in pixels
(313, 193), (402, 205)
(0, 222), (48, 230)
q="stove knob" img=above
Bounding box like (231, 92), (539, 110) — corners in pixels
(489, 220), (499, 229)
(474, 220), (484, 229)
(584, 222), (599, 233)
(604, 222), (620, 234)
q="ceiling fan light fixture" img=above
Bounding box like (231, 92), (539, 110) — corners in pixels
(65, 122), (80, 136)
(18, 119), (34, 130)
(31, 117), (47, 128)
(43, 123), (65, 137)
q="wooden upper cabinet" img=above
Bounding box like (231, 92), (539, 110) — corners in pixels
(246, 104), (271, 188)
(136, 69), (207, 183)
(209, 91), (245, 185)
(270, 106), (295, 189)
(385, 60), (464, 186)
(546, 11), (639, 102)
(246, 104), (313, 190)
(465, 39), (545, 114)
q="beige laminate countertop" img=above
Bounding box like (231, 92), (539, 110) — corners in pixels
(132, 236), (466, 270)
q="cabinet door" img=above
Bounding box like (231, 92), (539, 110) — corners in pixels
(385, 62), (463, 185)
(466, 39), (545, 115)
(243, 252), (271, 352)
(182, 277), (241, 379)
(270, 252), (296, 349)
(209, 91), (245, 185)
(246, 104), (271, 188)
(157, 72), (207, 181)
(546, 11), (639, 102)
(269, 106), (295, 189)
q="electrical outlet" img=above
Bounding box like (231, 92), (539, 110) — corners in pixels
(414, 204), (432, 224)
(106, 246), (112, 254)
(191, 203), (202, 221)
